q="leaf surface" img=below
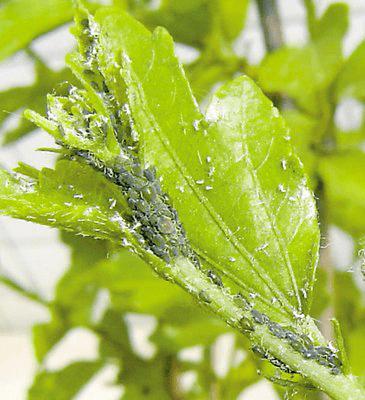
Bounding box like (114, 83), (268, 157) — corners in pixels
(0, 0), (73, 61)
(0, 160), (130, 241)
(258, 3), (348, 112)
(96, 9), (320, 322)
(28, 361), (101, 400)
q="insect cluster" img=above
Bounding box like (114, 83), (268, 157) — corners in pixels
(249, 309), (343, 375)
(44, 13), (201, 268)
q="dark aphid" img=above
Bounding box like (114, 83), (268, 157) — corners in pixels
(132, 162), (143, 177)
(161, 252), (171, 263)
(128, 188), (139, 201)
(317, 357), (330, 367)
(198, 290), (212, 304)
(330, 366), (341, 375)
(130, 176), (148, 191)
(170, 246), (179, 257)
(252, 345), (266, 358)
(328, 354), (342, 367)
(105, 167), (114, 179)
(270, 358), (293, 373)
(144, 167), (156, 182)
(150, 245), (166, 258)
(284, 330), (299, 342)
(150, 233), (166, 248)
(127, 197), (137, 208)
(268, 322), (286, 339)
(315, 346), (333, 358)
(207, 270), (223, 287)
(136, 199), (149, 213)
(303, 348), (317, 359)
(250, 309), (268, 325)
(149, 213), (160, 227)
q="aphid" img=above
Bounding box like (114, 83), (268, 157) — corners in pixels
(315, 346), (333, 358)
(132, 162), (143, 177)
(330, 366), (341, 375)
(80, 18), (89, 28)
(252, 345), (266, 358)
(207, 270), (223, 287)
(128, 188), (139, 200)
(141, 185), (157, 202)
(150, 233), (166, 248)
(250, 309), (268, 325)
(150, 245), (166, 258)
(268, 322), (286, 339)
(198, 290), (212, 304)
(127, 197), (137, 208)
(157, 216), (176, 235)
(161, 252), (171, 263)
(284, 330), (299, 342)
(328, 354), (342, 367)
(303, 348), (317, 359)
(144, 167), (156, 182)
(136, 199), (149, 213)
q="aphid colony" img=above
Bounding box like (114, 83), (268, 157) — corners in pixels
(75, 149), (200, 266)
(44, 14), (200, 268)
(41, 12), (343, 379)
(249, 308), (343, 375)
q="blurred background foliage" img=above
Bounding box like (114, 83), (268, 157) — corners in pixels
(0, 0), (364, 399)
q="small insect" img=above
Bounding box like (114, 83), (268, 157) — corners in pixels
(198, 290), (212, 304)
(207, 270), (223, 287)
(250, 309), (269, 324)
(268, 321), (286, 339)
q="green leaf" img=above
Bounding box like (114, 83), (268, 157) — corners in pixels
(258, 3), (348, 112)
(33, 318), (67, 362)
(96, 9), (320, 322)
(319, 151), (365, 238)
(335, 41), (365, 101)
(0, 0), (73, 61)
(98, 310), (172, 400)
(139, 0), (248, 48)
(0, 159), (130, 241)
(28, 361), (101, 400)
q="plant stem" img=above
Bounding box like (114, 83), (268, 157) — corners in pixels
(167, 257), (365, 400)
(251, 325), (364, 400)
(255, 0), (288, 108)
(255, 0), (284, 52)
(0, 275), (49, 307)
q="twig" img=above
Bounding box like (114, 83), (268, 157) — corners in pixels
(256, 0), (284, 52)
